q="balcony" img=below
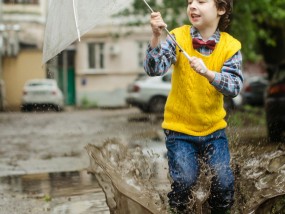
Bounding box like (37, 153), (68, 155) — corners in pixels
(2, 0), (46, 23)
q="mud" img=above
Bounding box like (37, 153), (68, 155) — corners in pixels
(86, 112), (285, 213)
(1, 108), (285, 213)
(0, 108), (159, 213)
(85, 140), (168, 214)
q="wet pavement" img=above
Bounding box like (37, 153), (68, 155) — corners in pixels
(1, 107), (285, 213)
(0, 171), (109, 213)
(0, 108), (162, 213)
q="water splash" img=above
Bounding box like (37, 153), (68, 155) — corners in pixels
(85, 138), (219, 213)
(86, 134), (285, 213)
(85, 138), (169, 214)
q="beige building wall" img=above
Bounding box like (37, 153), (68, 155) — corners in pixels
(75, 24), (154, 107)
(1, 0), (48, 110)
(3, 50), (45, 110)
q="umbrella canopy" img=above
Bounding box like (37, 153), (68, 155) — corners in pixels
(43, 0), (131, 64)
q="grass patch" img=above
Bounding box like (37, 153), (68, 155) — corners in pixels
(81, 96), (98, 109)
(227, 105), (266, 127)
(44, 195), (52, 202)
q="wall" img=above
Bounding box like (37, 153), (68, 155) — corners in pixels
(3, 49), (45, 110)
(75, 24), (153, 107)
(76, 74), (138, 108)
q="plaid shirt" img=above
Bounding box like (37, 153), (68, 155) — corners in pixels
(144, 26), (243, 97)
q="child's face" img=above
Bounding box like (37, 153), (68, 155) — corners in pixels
(187, 0), (225, 31)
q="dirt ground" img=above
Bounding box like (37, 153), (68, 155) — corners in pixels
(0, 107), (162, 214)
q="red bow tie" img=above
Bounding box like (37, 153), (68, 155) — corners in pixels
(192, 38), (216, 50)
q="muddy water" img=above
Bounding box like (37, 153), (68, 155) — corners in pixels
(86, 138), (170, 214)
(1, 109), (285, 213)
(86, 124), (285, 214)
(0, 171), (110, 213)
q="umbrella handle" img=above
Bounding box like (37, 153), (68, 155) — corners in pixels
(142, 0), (192, 62)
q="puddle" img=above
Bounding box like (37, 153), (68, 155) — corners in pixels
(2, 125), (285, 213)
(85, 138), (214, 213)
(0, 170), (110, 213)
(85, 134), (285, 214)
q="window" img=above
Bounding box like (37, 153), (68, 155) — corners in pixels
(88, 42), (105, 69)
(137, 41), (149, 68)
(4, 0), (39, 4)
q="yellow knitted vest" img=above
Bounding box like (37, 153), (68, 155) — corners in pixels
(162, 25), (241, 136)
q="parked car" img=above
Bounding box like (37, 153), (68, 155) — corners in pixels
(241, 76), (268, 106)
(21, 79), (64, 112)
(224, 95), (243, 112)
(126, 73), (242, 113)
(126, 73), (171, 113)
(265, 62), (285, 142)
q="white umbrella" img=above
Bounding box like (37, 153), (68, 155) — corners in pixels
(43, 0), (132, 63)
(42, 0), (189, 64)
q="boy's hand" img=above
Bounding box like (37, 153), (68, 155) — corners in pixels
(189, 57), (215, 82)
(150, 12), (167, 38)
(189, 57), (208, 74)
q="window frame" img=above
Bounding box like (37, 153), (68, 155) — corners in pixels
(88, 42), (105, 71)
(3, 0), (39, 4)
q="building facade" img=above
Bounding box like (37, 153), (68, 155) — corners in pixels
(1, 0), (47, 110)
(74, 24), (151, 108)
(1, 0), (154, 110)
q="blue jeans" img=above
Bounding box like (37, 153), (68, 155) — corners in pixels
(165, 129), (234, 211)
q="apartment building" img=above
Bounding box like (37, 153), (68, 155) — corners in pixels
(74, 22), (151, 108)
(1, 0), (47, 110)
(1, 0), (153, 110)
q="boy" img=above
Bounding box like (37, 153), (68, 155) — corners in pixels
(143, 0), (243, 213)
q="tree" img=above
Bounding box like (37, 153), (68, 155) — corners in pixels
(123, 0), (285, 64)
(230, 0), (285, 63)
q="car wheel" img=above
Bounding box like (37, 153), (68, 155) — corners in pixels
(149, 96), (167, 113)
(21, 104), (27, 112)
(21, 104), (32, 112)
(53, 105), (62, 112)
(139, 105), (150, 113)
(267, 120), (282, 142)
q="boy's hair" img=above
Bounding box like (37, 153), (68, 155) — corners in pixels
(215, 0), (233, 31)
(186, 0), (233, 31)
